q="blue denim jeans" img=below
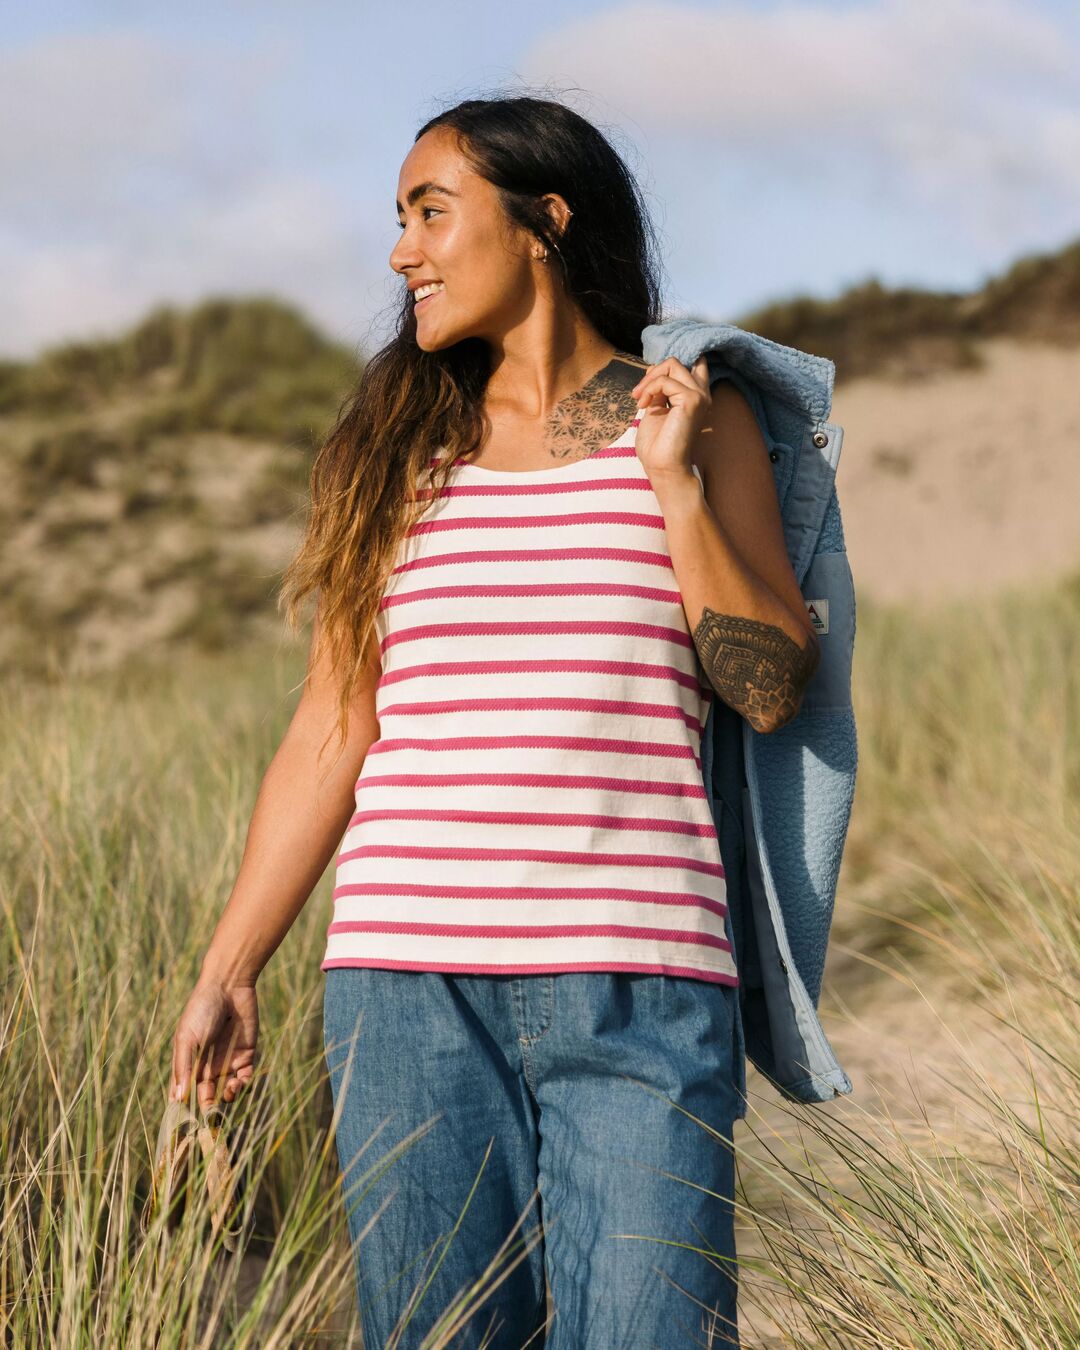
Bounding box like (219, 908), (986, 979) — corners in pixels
(323, 969), (745, 1348)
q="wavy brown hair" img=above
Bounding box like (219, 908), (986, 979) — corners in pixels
(277, 94), (664, 761)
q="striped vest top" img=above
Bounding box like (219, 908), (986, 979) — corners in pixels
(321, 413), (739, 987)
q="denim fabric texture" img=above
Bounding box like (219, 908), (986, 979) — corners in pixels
(324, 966), (744, 1348)
(641, 320), (858, 1106)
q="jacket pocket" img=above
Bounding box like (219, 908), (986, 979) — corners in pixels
(767, 438), (796, 511)
(799, 549), (855, 714)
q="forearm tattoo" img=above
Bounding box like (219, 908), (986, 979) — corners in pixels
(692, 608), (821, 732)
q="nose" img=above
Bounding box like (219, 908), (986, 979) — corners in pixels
(389, 230), (421, 278)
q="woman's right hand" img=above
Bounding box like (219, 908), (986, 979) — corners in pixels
(171, 975), (259, 1108)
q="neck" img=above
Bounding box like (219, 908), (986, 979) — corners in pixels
(484, 314), (616, 420)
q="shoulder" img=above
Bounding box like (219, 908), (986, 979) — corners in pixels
(706, 377), (755, 423)
(693, 379), (765, 483)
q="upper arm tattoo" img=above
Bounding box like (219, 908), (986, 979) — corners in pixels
(692, 608), (820, 733)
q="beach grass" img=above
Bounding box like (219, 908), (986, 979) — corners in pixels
(0, 568), (1077, 1346)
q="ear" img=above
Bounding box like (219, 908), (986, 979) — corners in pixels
(539, 192), (573, 241)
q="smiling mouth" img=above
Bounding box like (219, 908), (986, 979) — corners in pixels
(415, 290), (442, 311)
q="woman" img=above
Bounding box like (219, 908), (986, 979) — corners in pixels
(171, 95), (821, 1348)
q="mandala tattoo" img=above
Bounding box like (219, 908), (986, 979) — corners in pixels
(541, 352), (646, 464)
(693, 608), (821, 733)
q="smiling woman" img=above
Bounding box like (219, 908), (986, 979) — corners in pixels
(173, 94), (746, 1348)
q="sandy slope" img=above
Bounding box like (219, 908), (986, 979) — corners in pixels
(831, 337), (1080, 605)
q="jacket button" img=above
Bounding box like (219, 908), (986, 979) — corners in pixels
(812, 431), (829, 448)
(769, 450), (779, 463)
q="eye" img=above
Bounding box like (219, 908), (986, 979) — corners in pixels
(396, 206), (441, 230)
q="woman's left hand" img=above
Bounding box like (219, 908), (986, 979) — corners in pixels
(631, 355), (712, 478)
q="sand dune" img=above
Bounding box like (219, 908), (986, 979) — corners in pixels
(832, 337), (1080, 605)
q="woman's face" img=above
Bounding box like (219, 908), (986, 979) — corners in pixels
(391, 126), (557, 352)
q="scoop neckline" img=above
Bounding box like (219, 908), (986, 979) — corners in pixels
(446, 414), (642, 478)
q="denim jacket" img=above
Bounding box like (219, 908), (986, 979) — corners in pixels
(641, 319), (857, 1111)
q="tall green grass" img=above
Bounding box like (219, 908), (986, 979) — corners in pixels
(1, 570), (1077, 1345)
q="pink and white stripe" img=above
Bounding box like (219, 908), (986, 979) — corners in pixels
(321, 416), (738, 987)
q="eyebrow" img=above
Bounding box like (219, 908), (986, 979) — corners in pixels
(396, 181), (460, 214)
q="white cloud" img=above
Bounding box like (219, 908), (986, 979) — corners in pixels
(521, 0), (1080, 239)
(0, 27), (377, 357)
(0, 170), (384, 356)
(1, 4), (1076, 358)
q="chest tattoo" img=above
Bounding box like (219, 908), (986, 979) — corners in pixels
(542, 353), (646, 464)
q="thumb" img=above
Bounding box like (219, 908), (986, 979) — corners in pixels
(172, 1029), (201, 1102)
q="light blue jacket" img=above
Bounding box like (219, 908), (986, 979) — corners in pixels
(641, 319), (857, 1114)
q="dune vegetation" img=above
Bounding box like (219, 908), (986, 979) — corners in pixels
(2, 233), (1078, 678)
(1, 565), (1076, 1345)
(2, 237), (1078, 1344)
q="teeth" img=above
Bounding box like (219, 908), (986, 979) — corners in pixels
(414, 282), (445, 301)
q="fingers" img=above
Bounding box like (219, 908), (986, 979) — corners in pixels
(178, 1037), (256, 1107)
(172, 1032), (215, 1104)
(172, 986), (258, 1107)
(632, 357), (709, 410)
(634, 372), (704, 411)
(171, 1030), (231, 1105)
(172, 1033), (193, 1103)
(223, 1064), (255, 1102)
(642, 355), (709, 384)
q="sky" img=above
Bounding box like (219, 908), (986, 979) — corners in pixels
(2, 0), (1078, 361)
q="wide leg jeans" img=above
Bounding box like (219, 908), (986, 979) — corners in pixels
(323, 968), (744, 1348)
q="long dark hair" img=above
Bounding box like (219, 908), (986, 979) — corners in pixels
(278, 94), (665, 763)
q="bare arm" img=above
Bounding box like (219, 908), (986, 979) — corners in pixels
(198, 608), (382, 987)
(651, 380), (819, 734)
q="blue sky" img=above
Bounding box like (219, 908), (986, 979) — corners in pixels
(2, 0), (1078, 360)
